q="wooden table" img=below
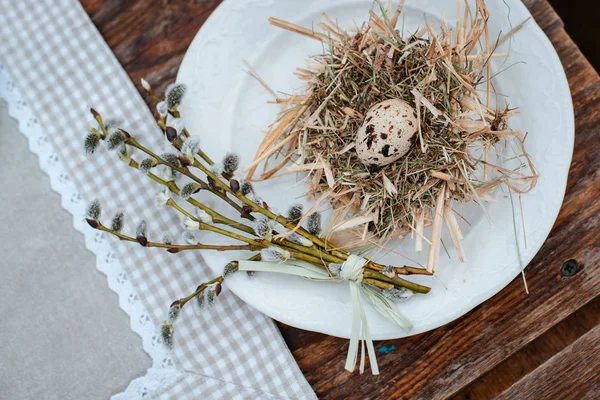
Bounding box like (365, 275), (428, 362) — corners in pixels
(81, 1), (600, 398)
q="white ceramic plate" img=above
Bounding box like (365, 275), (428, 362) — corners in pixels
(178, 0), (574, 339)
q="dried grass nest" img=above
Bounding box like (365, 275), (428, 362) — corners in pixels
(245, 1), (537, 272)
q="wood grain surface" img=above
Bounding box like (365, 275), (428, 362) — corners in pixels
(80, 0), (600, 398)
(496, 325), (600, 400)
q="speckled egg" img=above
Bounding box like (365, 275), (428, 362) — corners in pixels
(355, 99), (418, 167)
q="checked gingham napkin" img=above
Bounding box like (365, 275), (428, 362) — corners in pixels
(0, 0), (316, 398)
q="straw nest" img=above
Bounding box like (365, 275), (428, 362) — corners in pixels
(245, 0), (537, 272)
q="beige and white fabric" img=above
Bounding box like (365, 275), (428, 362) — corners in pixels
(0, 90), (152, 400)
(0, 0), (316, 398)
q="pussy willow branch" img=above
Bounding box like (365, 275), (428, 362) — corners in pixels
(363, 278), (394, 290)
(363, 270), (430, 294)
(93, 112), (431, 292)
(126, 139), (356, 265)
(95, 223), (259, 252)
(390, 266), (433, 276)
(151, 189), (350, 272)
(165, 189), (428, 290)
(93, 193), (428, 293)
(128, 139), (432, 278)
(194, 157), (330, 247)
(132, 119), (245, 218)
(157, 114), (214, 165)
(149, 116), (329, 249)
(93, 203), (426, 293)
(196, 219), (342, 269)
(145, 86), (432, 277)
(176, 256), (261, 308)
(156, 119), (430, 276)
(127, 158), (254, 235)
(194, 215), (430, 293)
(133, 133), (377, 266)
(93, 205), (357, 284)
(188, 157), (429, 275)
(179, 276), (224, 307)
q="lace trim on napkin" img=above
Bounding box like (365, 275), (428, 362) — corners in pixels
(0, 61), (184, 399)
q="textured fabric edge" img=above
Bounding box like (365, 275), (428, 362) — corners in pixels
(0, 60), (185, 399)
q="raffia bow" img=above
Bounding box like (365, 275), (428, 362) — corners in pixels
(336, 254), (378, 374)
(239, 254), (413, 375)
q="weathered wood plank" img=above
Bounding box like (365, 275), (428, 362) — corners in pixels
(282, 1), (600, 398)
(453, 294), (600, 399)
(80, 0), (600, 398)
(496, 324), (600, 399)
(81, 0), (222, 103)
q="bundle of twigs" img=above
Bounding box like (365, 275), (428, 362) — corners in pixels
(83, 80), (434, 356)
(245, 0), (537, 272)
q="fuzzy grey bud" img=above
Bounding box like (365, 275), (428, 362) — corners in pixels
(161, 166), (178, 181)
(162, 234), (172, 245)
(180, 183), (200, 200)
(222, 152), (240, 174)
(286, 204), (303, 223)
(136, 220), (148, 246)
(86, 199), (101, 220)
(165, 83), (187, 109)
(183, 231), (198, 245)
(381, 265), (395, 278)
(251, 195), (264, 208)
(111, 212), (124, 232)
(117, 144), (132, 163)
(136, 220), (147, 238)
(181, 138), (200, 162)
(84, 132), (100, 155)
(105, 119), (123, 134)
(210, 163), (223, 177)
(329, 263), (343, 276)
(106, 131), (126, 150)
(196, 291), (205, 310)
(223, 262), (238, 278)
(254, 215), (274, 241)
(183, 218), (200, 231)
(161, 153), (181, 180)
(180, 185), (195, 202)
(156, 101), (168, 118)
(206, 286), (216, 308)
(288, 232), (313, 247)
(161, 153), (181, 168)
(260, 247), (291, 262)
(382, 287), (414, 301)
(168, 300), (181, 323)
(196, 210), (213, 224)
(306, 212), (322, 236)
(246, 271), (256, 278)
(161, 322), (174, 349)
(241, 182), (255, 196)
(139, 158), (156, 173)
(156, 188), (171, 207)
